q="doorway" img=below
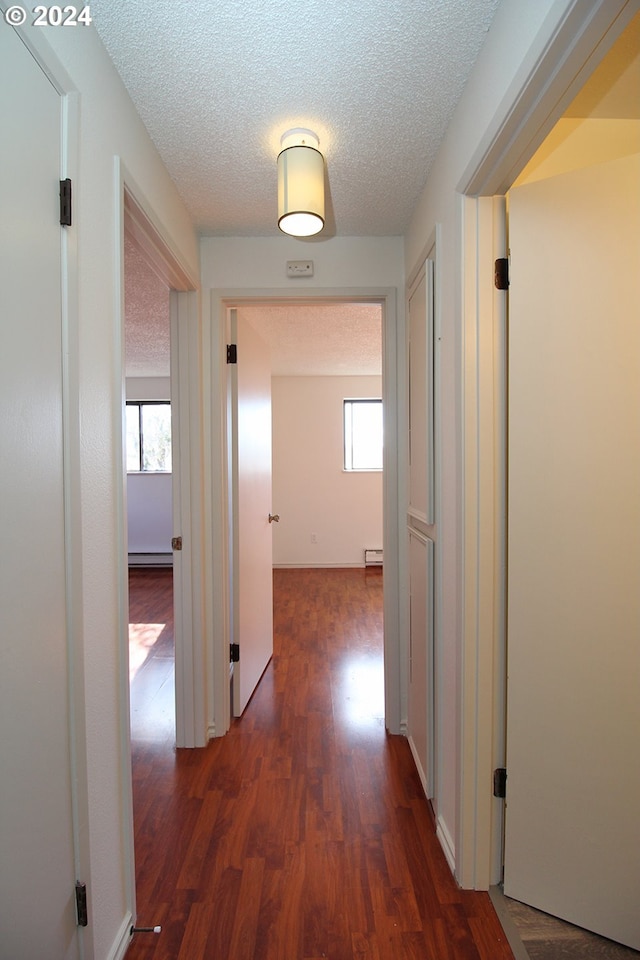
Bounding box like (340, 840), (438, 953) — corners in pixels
(217, 291), (398, 735)
(124, 231), (175, 744)
(501, 15), (640, 948)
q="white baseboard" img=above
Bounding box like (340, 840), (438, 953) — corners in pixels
(128, 552), (172, 567)
(408, 735), (428, 797)
(272, 562), (367, 569)
(436, 814), (456, 875)
(107, 912), (133, 960)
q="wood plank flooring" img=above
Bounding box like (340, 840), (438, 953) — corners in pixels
(127, 567), (514, 960)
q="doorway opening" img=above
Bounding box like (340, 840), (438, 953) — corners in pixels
(219, 292), (397, 737)
(124, 231), (176, 745)
(459, 6), (640, 951)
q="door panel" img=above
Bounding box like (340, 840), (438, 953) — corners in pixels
(0, 25), (79, 959)
(408, 530), (434, 796)
(406, 260), (437, 799)
(231, 310), (274, 715)
(408, 262), (434, 524)
(505, 155), (640, 949)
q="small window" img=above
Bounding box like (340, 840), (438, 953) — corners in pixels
(126, 401), (172, 472)
(343, 399), (383, 471)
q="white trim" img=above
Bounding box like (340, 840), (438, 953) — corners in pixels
(408, 735), (429, 797)
(460, 0), (636, 195)
(113, 157), (137, 937)
(114, 160), (204, 938)
(106, 912), (134, 960)
(459, 195), (507, 890)
(208, 287), (403, 738)
(273, 563), (373, 569)
(436, 815), (456, 875)
(171, 289), (207, 748)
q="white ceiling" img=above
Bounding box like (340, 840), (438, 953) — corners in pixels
(92, 0), (502, 238)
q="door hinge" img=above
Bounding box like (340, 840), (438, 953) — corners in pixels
(493, 767), (507, 798)
(494, 257), (509, 290)
(59, 178), (72, 227)
(230, 643), (240, 663)
(171, 536), (182, 551)
(227, 344), (238, 364)
(75, 881), (88, 927)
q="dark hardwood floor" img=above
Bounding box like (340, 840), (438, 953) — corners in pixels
(129, 567), (175, 744)
(127, 566), (514, 960)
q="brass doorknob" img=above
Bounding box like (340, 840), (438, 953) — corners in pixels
(268, 513), (280, 523)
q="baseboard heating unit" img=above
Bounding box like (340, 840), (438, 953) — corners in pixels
(128, 553), (172, 567)
(364, 548), (383, 566)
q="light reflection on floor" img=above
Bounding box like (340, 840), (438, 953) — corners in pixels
(129, 620), (175, 742)
(128, 622), (166, 680)
(336, 654), (385, 729)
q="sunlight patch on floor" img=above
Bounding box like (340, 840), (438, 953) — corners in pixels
(129, 623), (166, 680)
(337, 654), (385, 728)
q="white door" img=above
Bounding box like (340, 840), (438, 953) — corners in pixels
(504, 155), (640, 949)
(230, 310), (274, 715)
(407, 262), (436, 797)
(0, 25), (80, 960)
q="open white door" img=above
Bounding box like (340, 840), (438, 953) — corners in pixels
(0, 24), (80, 959)
(229, 309), (274, 715)
(504, 154), (640, 949)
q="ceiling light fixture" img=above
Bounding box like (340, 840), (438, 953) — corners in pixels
(277, 128), (325, 238)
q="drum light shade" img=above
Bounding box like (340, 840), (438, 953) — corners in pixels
(277, 129), (325, 237)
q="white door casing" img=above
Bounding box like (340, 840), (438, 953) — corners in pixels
(504, 154), (640, 949)
(0, 24), (80, 959)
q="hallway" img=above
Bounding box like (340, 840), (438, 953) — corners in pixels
(127, 567), (514, 959)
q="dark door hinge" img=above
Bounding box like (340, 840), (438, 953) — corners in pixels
(227, 344), (238, 364)
(494, 257), (509, 290)
(230, 643), (240, 663)
(75, 881), (88, 927)
(60, 178), (72, 227)
(171, 536), (183, 551)
(493, 767), (507, 798)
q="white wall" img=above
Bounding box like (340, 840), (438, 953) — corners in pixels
(23, 26), (199, 960)
(201, 235), (404, 291)
(272, 376), (383, 567)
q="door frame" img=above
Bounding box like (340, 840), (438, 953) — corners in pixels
(208, 287), (402, 739)
(458, 0), (637, 889)
(0, 16), (89, 955)
(113, 163), (204, 927)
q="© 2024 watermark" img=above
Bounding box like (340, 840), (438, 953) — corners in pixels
(4, 5), (92, 26)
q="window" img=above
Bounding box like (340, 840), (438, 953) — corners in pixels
(343, 398), (383, 471)
(126, 401), (172, 472)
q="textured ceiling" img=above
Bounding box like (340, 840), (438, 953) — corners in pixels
(237, 303), (382, 376)
(91, 0), (501, 238)
(124, 234), (170, 378)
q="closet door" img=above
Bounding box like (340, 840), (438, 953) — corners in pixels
(0, 24), (80, 960)
(407, 262), (436, 797)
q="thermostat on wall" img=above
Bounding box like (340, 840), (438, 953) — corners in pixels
(286, 260), (314, 277)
